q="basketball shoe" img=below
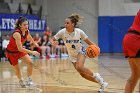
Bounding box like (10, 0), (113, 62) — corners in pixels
(98, 81), (108, 92)
(26, 77), (35, 87)
(19, 79), (27, 88)
(94, 73), (108, 92)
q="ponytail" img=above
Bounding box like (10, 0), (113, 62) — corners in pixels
(68, 13), (83, 27)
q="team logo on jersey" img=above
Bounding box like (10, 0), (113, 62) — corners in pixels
(66, 40), (79, 43)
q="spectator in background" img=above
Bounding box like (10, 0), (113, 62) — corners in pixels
(33, 33), (41, 45)
(44, 27), (59, 58)
(0, 36), (3, 60)
(24, 40), (31, 50)
(58, 38), (68, 58)
(2, 34), (10, 57)
(2, 34), (10, 51)
(49, 41), (59, 58)
(44, 26), (52, 38)
(30, 33), (41, 55)
(40, 35), (51, 59)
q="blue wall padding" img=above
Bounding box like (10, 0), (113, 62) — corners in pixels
(98, 16), (134, 53)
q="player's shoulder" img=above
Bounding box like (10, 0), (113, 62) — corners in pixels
(58, 28), (66, 33)
(59, 28), (66, 31)
(56, 28), (67, 37)
(75, 28), (81, 30)
(75, 28), (84, 32)
(13, 31), (21, 36)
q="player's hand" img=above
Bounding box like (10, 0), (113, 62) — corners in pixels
(31, 51), (40, 56)
(50, 39), (58, 46)
(34, 43), (39, 47)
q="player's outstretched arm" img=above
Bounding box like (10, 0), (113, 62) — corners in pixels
(13, 32), (40, 56)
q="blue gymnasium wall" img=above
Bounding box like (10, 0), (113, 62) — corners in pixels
(98, 16), (134, 53)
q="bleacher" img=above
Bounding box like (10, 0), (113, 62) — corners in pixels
(0, 1), (42, 16)
(0, 3), (10, 14)
(0, 0), (44, 60)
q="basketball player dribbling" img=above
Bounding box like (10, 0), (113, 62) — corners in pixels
(123, 10), (140, 93)
(50, 14), (108, 92)
(6, 16), (40, 87)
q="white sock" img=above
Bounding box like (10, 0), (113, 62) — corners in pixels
(92, 72), (96, 77)
(93, 73), (104, 85)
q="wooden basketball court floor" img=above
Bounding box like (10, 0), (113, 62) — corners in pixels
(0, 53), (139, 93)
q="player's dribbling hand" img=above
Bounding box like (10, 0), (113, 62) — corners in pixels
(31, 51), (40, 56)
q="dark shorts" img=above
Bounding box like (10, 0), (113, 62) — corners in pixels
(6, 50), (27, 66)
(122, 30), (140, 58)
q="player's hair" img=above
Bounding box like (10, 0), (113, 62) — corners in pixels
(68, 13), (83, 27)
(15, 16), (28, 29)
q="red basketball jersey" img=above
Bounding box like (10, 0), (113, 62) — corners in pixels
(129, 10), (140, 32)
(7, 29), (29, 52)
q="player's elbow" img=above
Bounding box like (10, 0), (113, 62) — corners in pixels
(17, 47), (24, 52)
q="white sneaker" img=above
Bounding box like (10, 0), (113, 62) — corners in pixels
(19, 80), (27, 88)
(26, 78), (35, 87)
(42, 55), (46, 59)
(98, 81), (108, 92)
(64, 53), (68, 57)
(50, 54), (55, 58)
(61, 53), (65, 57)
(94, 73), (108, 92)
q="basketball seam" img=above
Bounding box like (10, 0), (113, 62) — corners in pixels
(94, 46), (100, 55)
(89, 48), (96, 57)
(86, 49), (91, 57)
(86, 45), (100, 58)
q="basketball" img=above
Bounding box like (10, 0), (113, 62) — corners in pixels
(86, 45), (100, 58)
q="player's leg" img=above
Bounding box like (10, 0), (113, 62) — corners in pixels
(73, 54), (97, 82)
(13, 64), (26, 87)
(124, 58), (140, 93)
(134, 58), (140, 93)
(12, 64), (22, 80)
(73, 53), (108, 92)
(7, 53), (27, 88)
(20, 54), (34, 86)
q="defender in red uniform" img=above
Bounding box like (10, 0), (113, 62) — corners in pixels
(122, 10), (140, 93)
(6, 16), (40, 87)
